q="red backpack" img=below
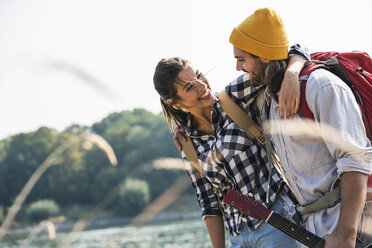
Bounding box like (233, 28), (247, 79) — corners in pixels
(298, 51), (372, 197)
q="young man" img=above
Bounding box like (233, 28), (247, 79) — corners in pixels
(229, 7), (372, 248)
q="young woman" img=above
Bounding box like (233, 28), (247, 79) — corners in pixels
(153, 46), (309, 248)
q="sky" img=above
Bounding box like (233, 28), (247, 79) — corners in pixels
(0, 0), (371, 140)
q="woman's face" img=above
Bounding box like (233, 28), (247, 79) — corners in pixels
(168, 65), (214, 112)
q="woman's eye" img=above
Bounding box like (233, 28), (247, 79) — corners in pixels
(195, 70), (204, 80)
(186, 84), (193, 91)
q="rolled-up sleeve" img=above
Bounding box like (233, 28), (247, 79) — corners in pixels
(288, 43), (310, 60)
(306, 70), (372, 176)
(182, 153), (222, 218)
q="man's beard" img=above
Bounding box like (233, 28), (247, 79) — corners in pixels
(249, 59), (286, 94)
(249, 59), (266, 87)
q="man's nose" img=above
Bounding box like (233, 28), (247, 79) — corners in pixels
(236, 61), (242, 71)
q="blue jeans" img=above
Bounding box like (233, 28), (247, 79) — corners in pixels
(229, 194), (300, 248)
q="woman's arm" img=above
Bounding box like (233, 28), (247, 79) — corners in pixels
(184, 160), (225, 247)
(183, 154), (225, 247)
(205, 215), (225, 248)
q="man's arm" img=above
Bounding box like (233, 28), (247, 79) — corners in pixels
(278, 43), (310, 119)
(205, 215), (225, 248)
(324, 171), (368, 248)
(305, 69), (372, 248)
(279, 55), (306, 119)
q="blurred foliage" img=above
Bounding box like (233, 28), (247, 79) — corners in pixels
(63, 204), (92, 220)
(111, 178), (150, 216)
(0, 108), (189, 223)
(0, 206), (3, 223)
(26, 199), (60, 221)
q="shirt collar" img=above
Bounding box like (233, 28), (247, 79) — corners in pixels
(264, 86), (279, 110)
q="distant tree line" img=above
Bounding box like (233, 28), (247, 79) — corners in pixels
(0, 108), (192, 222)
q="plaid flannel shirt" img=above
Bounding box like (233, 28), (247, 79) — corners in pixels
(181, 44), (310, 236)
(182, 76), (283, 236)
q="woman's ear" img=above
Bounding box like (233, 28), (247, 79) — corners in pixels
(166, 99), (180, 108)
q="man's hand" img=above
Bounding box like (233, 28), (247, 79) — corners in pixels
(278, 69), (300, 119)
(279, 55), (306, 119)
(173, 125), (186, 151)
(323, 230), (356, 248)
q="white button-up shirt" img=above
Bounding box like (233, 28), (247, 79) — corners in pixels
(265, 68), (372, 240)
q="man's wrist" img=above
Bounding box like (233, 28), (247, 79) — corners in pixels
(284, 69), (299, 80)
(287, 55), (306, 75)
(336, 225), (358, 239)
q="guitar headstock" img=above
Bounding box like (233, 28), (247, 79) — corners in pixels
(223, 189), (272, 221)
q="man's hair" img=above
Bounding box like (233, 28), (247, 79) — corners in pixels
(263, 59), (289, 94)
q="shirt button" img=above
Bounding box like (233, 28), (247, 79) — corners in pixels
(248, 192), (254, 198)
(201, 135), (209, 140)
(234, 213), (239, 218)
(242, 217), (248, 223)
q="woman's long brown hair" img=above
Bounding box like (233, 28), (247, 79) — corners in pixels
(153, 57), (189, 132)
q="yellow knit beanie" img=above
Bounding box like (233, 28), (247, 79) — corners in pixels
(229, 7), (289, 60)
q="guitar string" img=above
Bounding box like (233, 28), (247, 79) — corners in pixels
(272, 218), (319, 243)
(237, 203), (321, 246)
(230, 195), (324, 247)
(232, 200), (321, 246)
(269, 213), (324, 246)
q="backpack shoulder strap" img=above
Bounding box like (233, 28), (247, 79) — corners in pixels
(179, 135), (204, 175)
(219, 89), (300, 203)
(299, 62), (327, 119)
(218, 90), (266, 145)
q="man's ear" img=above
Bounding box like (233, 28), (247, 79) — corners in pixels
(259, 57), (270, 64)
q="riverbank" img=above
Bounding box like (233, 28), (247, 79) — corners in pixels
(3, 211), (201, 240)
(1, 218), (215, 248)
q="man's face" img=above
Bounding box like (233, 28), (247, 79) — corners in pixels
(233, 46), (266, 86)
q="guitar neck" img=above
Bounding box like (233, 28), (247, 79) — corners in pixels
(223, 189), (326, 248)
(267, 211), (325, 248)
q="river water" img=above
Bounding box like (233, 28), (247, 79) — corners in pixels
(1, 218), (228, 248)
